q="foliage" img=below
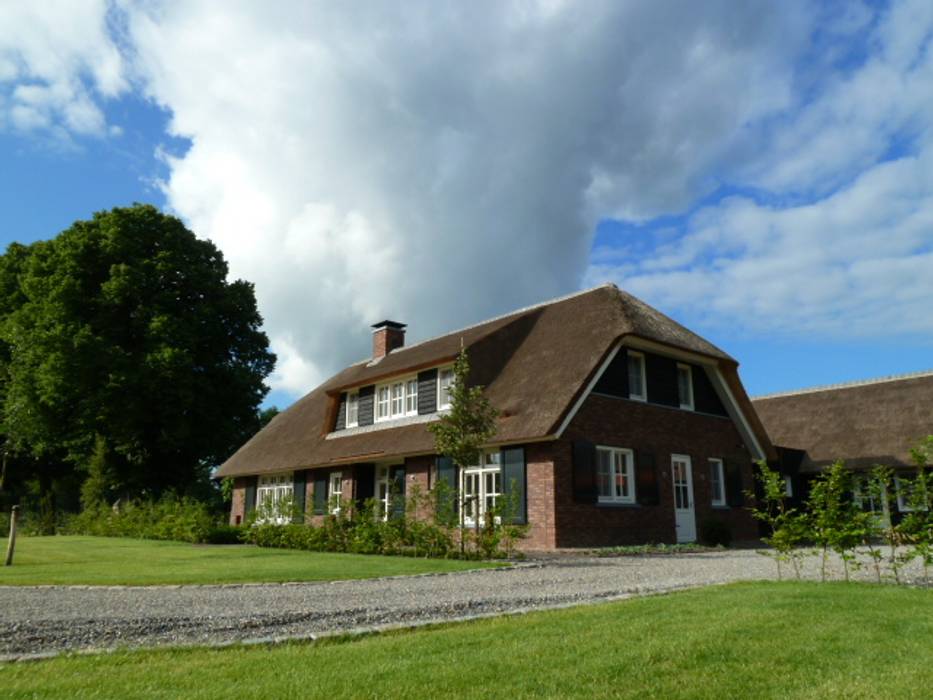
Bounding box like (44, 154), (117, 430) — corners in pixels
(750, 460), (809, 579)
(62, 494), (225, 544)
(0, 204), (275, 521)
(699, 516), (733, 547)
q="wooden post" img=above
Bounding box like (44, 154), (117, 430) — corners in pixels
(5, 505), (18, 566)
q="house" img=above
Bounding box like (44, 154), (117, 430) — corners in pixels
(752, 370), (933, 519)
(218, 284), (774, 548)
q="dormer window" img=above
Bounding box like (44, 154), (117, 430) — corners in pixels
(346, 392), (359, 427)
(375, 374), (419, 422)
(627, 351), (646, 401)
(677, 363), (694, 411)
(438, 367), (454, 409)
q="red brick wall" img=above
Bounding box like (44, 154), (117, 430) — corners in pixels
(538, 393), (759, 548)
(524, 443), (557, 549)
(229, 477), (247, 525)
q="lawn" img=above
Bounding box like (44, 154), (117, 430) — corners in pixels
(0, 536), (496, 586)
(3, 582), (932, 699)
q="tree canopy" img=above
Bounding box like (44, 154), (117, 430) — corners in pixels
(0, 204), (275, 515)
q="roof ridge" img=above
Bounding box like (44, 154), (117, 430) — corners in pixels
(752, 368), (933, 400)
(352, 283), (617, 365)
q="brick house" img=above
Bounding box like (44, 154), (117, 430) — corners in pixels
(218, 284), (774, 548)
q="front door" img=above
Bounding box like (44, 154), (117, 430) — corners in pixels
(671, 454), (696, 543)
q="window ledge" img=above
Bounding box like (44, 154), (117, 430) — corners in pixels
(327, 409), (450, 439)
(596, 501), (640, 508)
(711, 504), (730, 510)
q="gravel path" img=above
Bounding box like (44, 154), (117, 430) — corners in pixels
(0, 549), (923, 660)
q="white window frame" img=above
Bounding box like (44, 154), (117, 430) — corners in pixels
(677, 363), (694, 411)
(329, 471), (343, 515)
(460, 449), (502, 527)
(709, 458), (726, 507)
(375, 374), (420, 423)
(596, 446), (636, 504)
(437, 366), (454, 410)
(256, 472), (293, 524)
(406, 378), (419, 414)
(627, 351), (646, 402)
(784, 475), (794, 498)
(346, 391), (359, 428)
(376, 385), (390, 420)
(374, 464), (402, 521)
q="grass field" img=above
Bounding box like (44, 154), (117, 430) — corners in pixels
(0, 536), (496, 586)
(3, 582), (932, 699)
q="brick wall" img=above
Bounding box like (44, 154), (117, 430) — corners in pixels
(229, 477), (247, 526)
(524, 443), (557, 549)
(539, 393), (759, 548)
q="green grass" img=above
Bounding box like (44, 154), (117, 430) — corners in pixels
(0, 536), (496, 586)
(3, 582), (932, 698)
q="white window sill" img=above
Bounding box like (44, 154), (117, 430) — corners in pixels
(327, 409), (450, 439)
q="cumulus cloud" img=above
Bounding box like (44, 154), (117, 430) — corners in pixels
(0, 0), (127, 140)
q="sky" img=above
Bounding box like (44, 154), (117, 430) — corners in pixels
(1, 0), (931, 411)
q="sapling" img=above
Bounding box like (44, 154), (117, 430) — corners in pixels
(751, 460), (806, 579)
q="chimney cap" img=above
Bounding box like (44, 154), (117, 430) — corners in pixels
(371, 320), (407, 332)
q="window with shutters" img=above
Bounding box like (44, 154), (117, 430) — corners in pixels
(376, 385), (390, 420)
(375, 374), (420, 422)
(596, 446), (635, 504)
(256, 472), (294, 524)
(406, 379), (418, 413)
(346, 392), (359, 428)
(438, 367), (454, 409)
(627, 352), (646, 401)
(677, 363), (694, 410)
(329, 471), (343, 515)
(709, 458), (726, 506)
(460, 449), (501, 527)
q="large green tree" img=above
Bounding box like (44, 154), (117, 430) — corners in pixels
(1, 204), (275, 508)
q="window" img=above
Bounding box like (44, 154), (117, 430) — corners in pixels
(438, 367), (454, 409)
(346, 392), (359, 427)
(709, 458), (725, 506)
(375, 465), (392, 520)
(677, 363), (694, 410)
(784, 476), (794, 498)
(329, 472), (343, 515)
(390, 381), (404, 415)
(256, 473), (293, 524)
(406, 379), (418, 413)
(461, 449), (501, 527)
(376, 385), (390, 420)
(596, 446), (635, 504)
(627, 352), (646, 401)
(895, 476), (928, 512)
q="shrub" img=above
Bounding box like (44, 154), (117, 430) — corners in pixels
(203, 525), (245, 545)
(699, 516), (732, 547)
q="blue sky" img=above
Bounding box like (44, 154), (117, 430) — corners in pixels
(1, 1), (931, 411)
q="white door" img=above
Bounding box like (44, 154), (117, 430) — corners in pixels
(671, 455), (696, 543)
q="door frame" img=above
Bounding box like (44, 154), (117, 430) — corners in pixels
(671, 454), (697, 543)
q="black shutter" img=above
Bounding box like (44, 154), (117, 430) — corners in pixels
(334, 393), (347, 431)
(500, 447), (527, 524)
(390, 466), (406, 519)
(312, 472), (328, 515)
(418, 369), (438, 415)
(292, 470), (307, 523)
(645, 354), (679, 407)
(358, 385), (375, 426)
(726, 461), (745, 507)
(435, 456), (458, 525)
(572, 440), (598, 504)
(635, 451), (659, 506)
(593, 348), (629, 398)
(355, 463), (375, 510)
(694, 367), (728, 416)
(244, 476), (258, 515)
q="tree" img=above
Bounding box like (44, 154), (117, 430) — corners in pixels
(0, 204), (275, 511)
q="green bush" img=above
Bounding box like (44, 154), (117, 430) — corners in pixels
(699, 517), (733, 547)
(63, 495), (224, 544)
(203, 525), (245, 545)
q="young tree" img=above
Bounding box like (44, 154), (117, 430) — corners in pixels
(428, 345), (499, 553)
(1, 204), (275, 510)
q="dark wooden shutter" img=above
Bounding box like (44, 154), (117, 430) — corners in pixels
(312, 472), (328, 515)
(390, 466), (406, 519)
(693, 367), (728, 416)
(418, 368), (438, 415)
(357, 385), (375, 426)
(355, 463), (375, 510)
(593, 348), (629, 398)
(726, 461), (745, 507)
(645, 354), (679, 407)
(334, 393), (347, 431)
(500, 447), (527, 524)
(572, 440), (598, 504)
(292, 470), (307, 523)
(244, 476), (258, 515)
(635, 451), (659, 506)
(435, 456), (458, 525)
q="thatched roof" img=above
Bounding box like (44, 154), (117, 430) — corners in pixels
(218, 283), (768, 477)
(753, 370), (933, 471)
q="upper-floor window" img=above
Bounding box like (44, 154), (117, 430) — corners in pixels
(346, 392), (359, 428)
(438, 367), (454, 409)
(677, 364), (694, 410)
(709, 458), (725, 506)
(375, 375), (419, 422)
(627, 352), (646, 402)
(596, 446), (635, 504)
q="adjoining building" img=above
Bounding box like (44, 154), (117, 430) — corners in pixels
(218, 284), (774, 548)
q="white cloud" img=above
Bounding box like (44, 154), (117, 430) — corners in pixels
(120, 0), (817, 394)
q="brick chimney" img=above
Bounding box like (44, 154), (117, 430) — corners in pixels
(372, 320), (406, 360)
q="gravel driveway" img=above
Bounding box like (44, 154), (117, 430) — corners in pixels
(0, 549), (922, 660)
